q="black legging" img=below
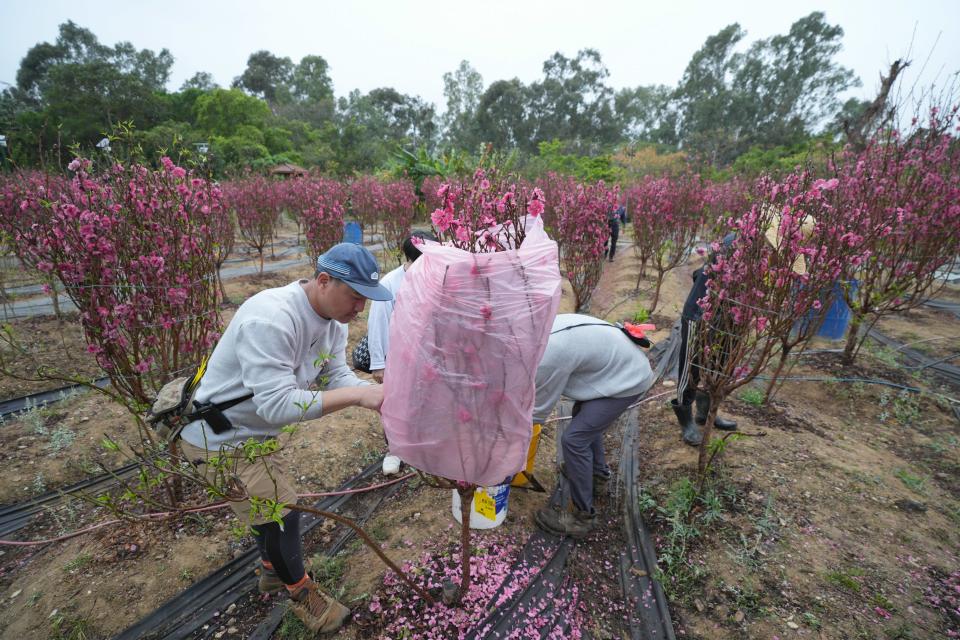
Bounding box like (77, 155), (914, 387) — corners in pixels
(253, 511), (305, 585)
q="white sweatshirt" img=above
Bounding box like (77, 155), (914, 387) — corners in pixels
(533, 314), (654, 423)
(366, 265), (406, 371)
(180, 280), (368, 449)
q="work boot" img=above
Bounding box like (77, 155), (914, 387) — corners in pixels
(672, 399), (702, 446)
(289, 580), (351, 633)
(695, 392), (738, 431)
(257, 563), (284, 594)
(534, 505), (597, 539)
(593, 468), (611, 499)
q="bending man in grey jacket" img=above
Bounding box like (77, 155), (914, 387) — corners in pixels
(179, 243), (390, 634)
(534, 313), (654, 538)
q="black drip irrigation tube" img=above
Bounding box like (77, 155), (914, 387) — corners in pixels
(463, 531), (575, 639)
(113, 458), (394, 640)
(866, 328), (960, 387)
(0, 461), (139, 538)
(923, 297), (960, 320)
(0, 377), (111, 420)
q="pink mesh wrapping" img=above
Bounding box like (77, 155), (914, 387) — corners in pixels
(380, 219), (562, 485)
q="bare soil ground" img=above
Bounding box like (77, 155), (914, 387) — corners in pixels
(0, 227), (958, 639)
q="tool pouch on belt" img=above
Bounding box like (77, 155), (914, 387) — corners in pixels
(146, 358), (252, 442)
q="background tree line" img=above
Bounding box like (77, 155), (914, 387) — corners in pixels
(0, 13), (876, 178)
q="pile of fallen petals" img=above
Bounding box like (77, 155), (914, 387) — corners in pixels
(366, 532), (586, 639)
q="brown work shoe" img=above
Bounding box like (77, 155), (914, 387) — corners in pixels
(534, 505), (597, 539)
(289, 580), (351, 633)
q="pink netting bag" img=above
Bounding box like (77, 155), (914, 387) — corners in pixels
(380, 218), (561, 485)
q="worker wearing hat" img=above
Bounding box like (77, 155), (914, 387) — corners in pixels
(179, 242), (391, 634)
(673, 211), (815, 445)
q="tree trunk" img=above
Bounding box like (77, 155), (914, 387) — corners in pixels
(649, 271), (664, 314)
(455, 485), (476, 604)
(763, 348), (791, 404)
(217, 269), (229, 305)
(842, 314), (863, 365)
(49, 278), (63, 323)
(696, 402), (718, 480)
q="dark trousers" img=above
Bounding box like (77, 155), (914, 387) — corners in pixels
(607, 222), (620, 259)
(676, 317), (701, 406)
(562, 393), (640, 512)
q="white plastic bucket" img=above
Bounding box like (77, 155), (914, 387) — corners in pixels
(451, 484), (511, 529)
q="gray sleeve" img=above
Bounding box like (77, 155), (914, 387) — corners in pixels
(532, 359), (571, 424)
(235, 320), (327, 424)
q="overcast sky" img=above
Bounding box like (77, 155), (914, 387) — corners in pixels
(2, 0), (958, 112)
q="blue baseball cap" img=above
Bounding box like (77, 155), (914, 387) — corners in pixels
(316, 243), (393, 301)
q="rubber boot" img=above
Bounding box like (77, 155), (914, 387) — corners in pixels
(695, 392), (737, 431)
(671, 399), (702, 446)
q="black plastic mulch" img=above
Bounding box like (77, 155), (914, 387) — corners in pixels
(111, 399), (675, 639)
(0, 461), (139, 538)
(618, 406), (676, 640)
(867, 328), (960, 387)
(0, 376), (111, 419)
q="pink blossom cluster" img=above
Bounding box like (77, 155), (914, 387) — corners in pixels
(546, 173), (618, 312)
(298, 176), (347, 258)
(0, 171), (68, 271)
(10, 157), (223, 404)
(429, 168), (545, 252)
(828, 105), (960, 361)
(220, 173), (283, 274)
(367, 533), (586, 639)
(380, 180), (420, 261)
(702, 176), (750, 236)
(627, 172), (706, 312)
(420, 175), (447, 216)
(348, 174), (388, 238)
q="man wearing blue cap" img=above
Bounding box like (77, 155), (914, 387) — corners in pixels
(179, 243), (391, 634)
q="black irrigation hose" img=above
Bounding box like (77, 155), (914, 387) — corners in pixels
(924, 298), (960, 320)
(867, 328), (960, 386)
(0, 461), (139, 538)
(113, 458), (387, 640)
(0, 376), (111, 419)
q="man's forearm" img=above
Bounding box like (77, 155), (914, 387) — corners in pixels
(320, 385), (384, 416)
